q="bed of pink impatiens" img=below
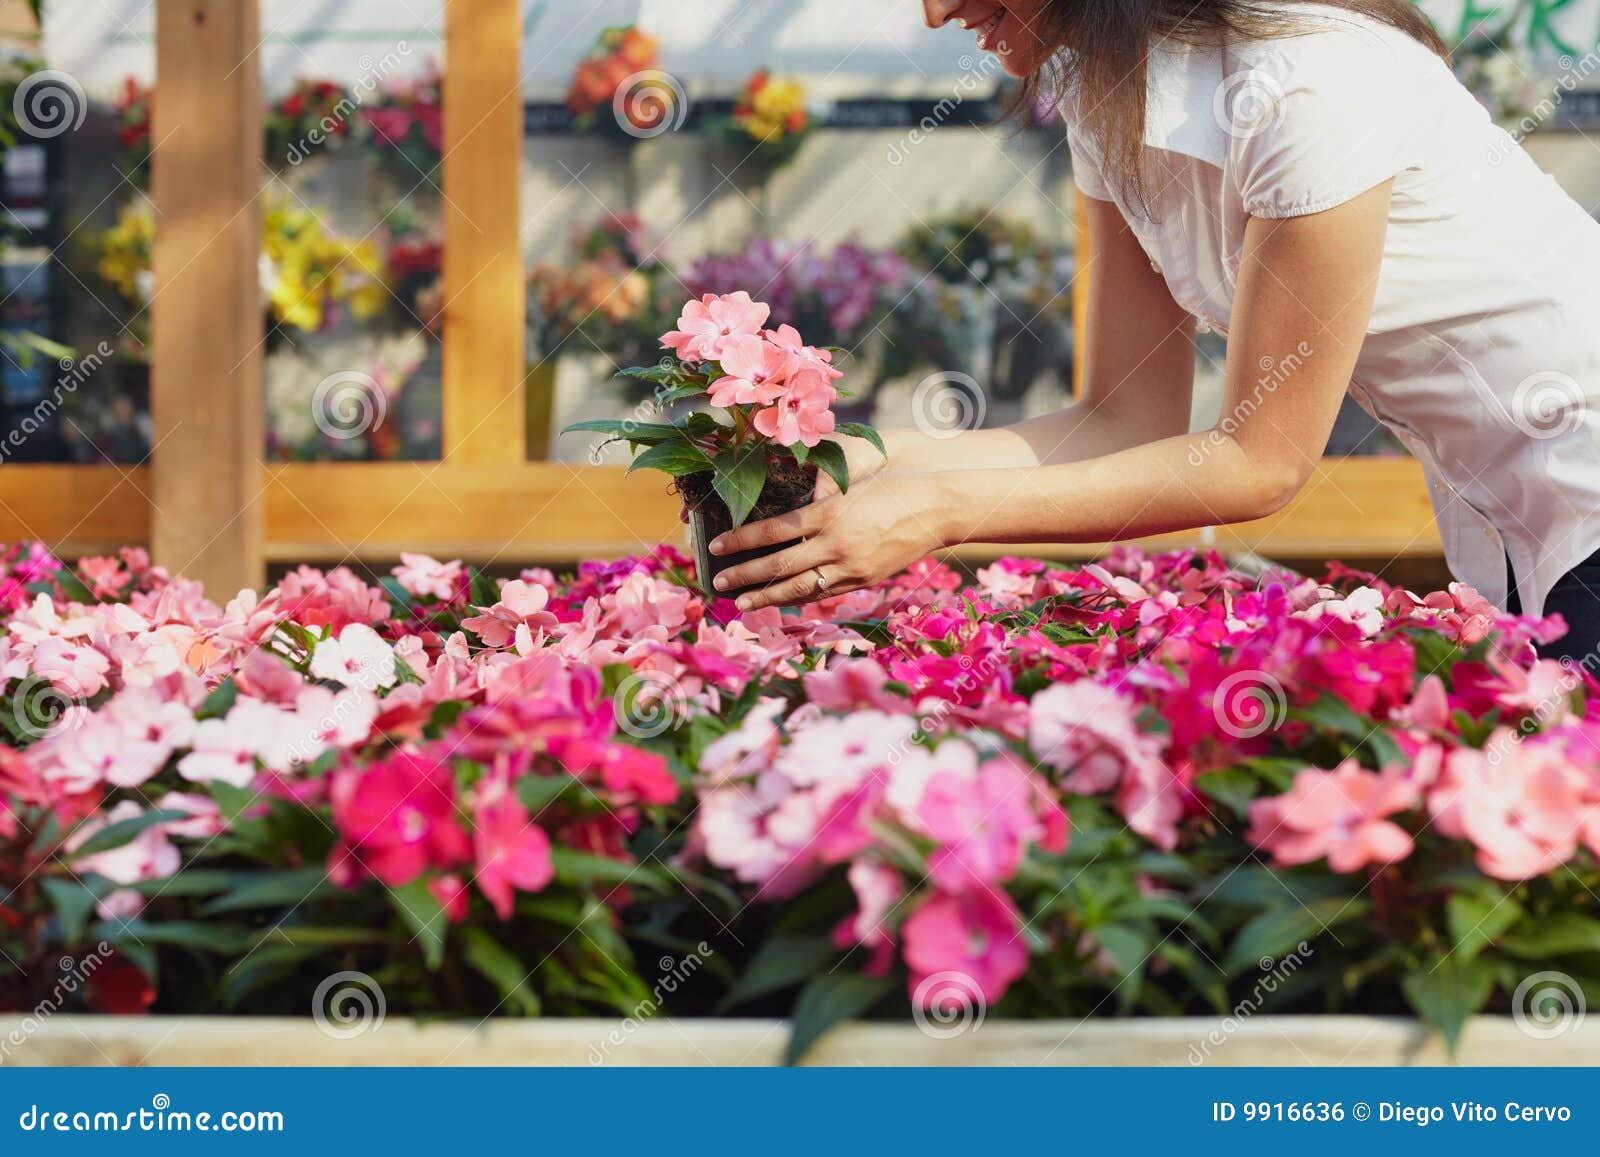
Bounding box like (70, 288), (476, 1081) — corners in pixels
(2, 539), (1597, 1058)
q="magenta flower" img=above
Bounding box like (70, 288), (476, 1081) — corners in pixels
(329, 750), (472, 887)
(903, 888), (1029, 1009)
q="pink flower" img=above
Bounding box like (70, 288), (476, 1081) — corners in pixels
(1247, 760), (1418, 872)
(764, 324), (842, 380)
(707, 334), (795, 407)
(68, 800), (181, 915)
(751, 367), (836, 448)
(903, 888), (1029, 1009)
(832, 860), (903, 975)
(471, 768), (555, 918)
(159, 791), (225, 839)
(1429, 740), (1583, 880)
(177, 698), (293, 786)
(393, 552), (465, 603)
(660, 292), (771, 362)
(29, 637), (110, 697)
(918, 754), (1064, 890)
(329, 750), (472, 887)
(310, 623), (397, 691)
(462, 579), (559, 648)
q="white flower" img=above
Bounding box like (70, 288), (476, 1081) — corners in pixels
(309, 623), (397, 691)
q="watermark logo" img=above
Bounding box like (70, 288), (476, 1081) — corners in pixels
(1512, 970), (1586, 1040)
(13, 70), (87, 138)
(1212, 71), (1285, 141)
(311, 970), (386, 1040)
(911, 371), (986, 439)
(612, 71), (689, 139)
(1509, 370), (1586, 440)
(911, 970), (987, 1040)
(612, 670), (687, 739)
(9, 674), (88, 743)
(311, 371), (387, 441)
(1212, 670), (1288, 740)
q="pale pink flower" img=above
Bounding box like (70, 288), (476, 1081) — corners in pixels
(393, 552), (465, 602)
(660, 291), (771, 362)
(68, 800), (181, 916)
(1430, 740), (1583, 879)
(1301, 586), (1386, 637)
(29, 637), (111, 698)
(1247, 760), (1418, 872)
(462, 579), (559, 649)
(41, 717), (166, 791)
(751, 367), (836, 448)
(177, 698), (294, 786)
(310, 623), (397, 691)
(832, 860), (903, 974)
(159, 792), (226, 839)
(764, 324), (842, 380)
(289, 684), (379, 763)
(706, 334), (795, 407)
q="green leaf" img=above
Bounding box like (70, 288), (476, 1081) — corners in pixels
(388, 879), (449, 970)
(785, 972), (894, 1065)
(550, 848), (669, 893)
(468, 568), (501, 608)
(835, 422), (887, 459)
(198, 868), (336, 916)
(1401, 955), (1496, 1054)
(716, 934), (838, 1012)
(379, 575), (416, 613)
(460, 927), (542, 1016)
(1222, 898), (1369, 976)
(1194, 767), (1259, 815)
(712, 445), (767, 528)
(220, 943), (325, 1010)
(1092, 922), (1152, 1012)
(93, 920), (255, 955)
(195, 679), (238, 721)
(629, 439), (714, 478)
(808, 439), (850, 495)
(42, 876), (113, 945)
(1499, 912), (1600, 959)
(563, 418), (681, 442)
(1446, 888), (1523, 963)
(68, 809), (187, 859)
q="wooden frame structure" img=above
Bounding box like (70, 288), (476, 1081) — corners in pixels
(0, 0), (1441, 595)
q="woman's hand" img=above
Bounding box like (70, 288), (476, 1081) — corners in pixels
(708, 471), (955, 610)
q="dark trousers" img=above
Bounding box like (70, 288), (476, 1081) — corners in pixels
(1506, 551), (1600, 665)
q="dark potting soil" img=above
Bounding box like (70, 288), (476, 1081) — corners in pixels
(676, 456), (817, 598)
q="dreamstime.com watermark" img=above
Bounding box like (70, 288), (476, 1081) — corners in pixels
(285, 44), (414, 165)
(0, 942), (114, 1063)
(586, 944), (714, 1065)
(1489, 50), (1600, 161)
(16, 1095), (284, 1134)
(0, 341), (113, 464)
(1512, 969), (1586, 1040)
(1187, 341), (1314, 468)
(1187, 941), (1315, 1064)
(886, 49), (1005, 166)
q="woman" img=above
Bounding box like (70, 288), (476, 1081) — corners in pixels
(706, 0), (1600, 664)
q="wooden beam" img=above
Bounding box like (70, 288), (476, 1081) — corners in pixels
(0, 460), (1445, 567)
(149, 0), (264, 596)
(441, 0), (526, 464)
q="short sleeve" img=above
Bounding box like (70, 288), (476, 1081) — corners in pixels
(1066, 119), (1112, 202)
(1227, 23), (1425, 218)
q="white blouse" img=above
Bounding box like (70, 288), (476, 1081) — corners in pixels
(1065, 5), (1600, 618)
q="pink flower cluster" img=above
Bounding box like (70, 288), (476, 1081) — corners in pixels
(5, 535), (1600, 1017)
(661, 292), (842, 448)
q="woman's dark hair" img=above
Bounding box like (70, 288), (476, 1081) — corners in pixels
(1023, 0), (1448, 211)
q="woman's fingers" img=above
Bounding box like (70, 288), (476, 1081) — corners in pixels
(735, 565), (857, 611)
(711, 538), (819, 595)
(709, 502), (826, 558)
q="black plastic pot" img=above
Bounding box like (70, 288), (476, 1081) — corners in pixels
(679, 463), (815, 599)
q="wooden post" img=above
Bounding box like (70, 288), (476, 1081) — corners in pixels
(1071, 189), (1090, 397)
(149, 0), (264, 594)
(442, 0), (526, 464)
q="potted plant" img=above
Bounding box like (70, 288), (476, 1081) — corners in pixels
(563, 291), (884, 595)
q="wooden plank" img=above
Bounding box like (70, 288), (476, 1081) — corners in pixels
(0, 465), (151, 557)
(441, 0), (526, 464)
(1, 1014), (1588, 1067)
(262, 462), (685, 563)
(148, 0), (264, 595)
(0, 460), (1442, 567)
